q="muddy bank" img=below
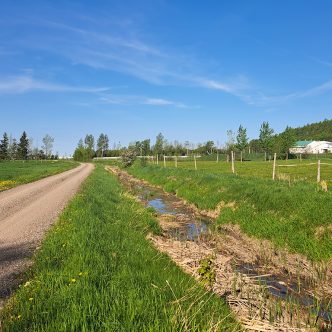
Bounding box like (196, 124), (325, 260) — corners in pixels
(107, 166), (332, 331)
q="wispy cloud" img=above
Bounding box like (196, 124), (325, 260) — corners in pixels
(4, 17), (332, 107)
(241, 80), (332, 106)
(100, 95), (187, 108)
(0, 75), (108, 94)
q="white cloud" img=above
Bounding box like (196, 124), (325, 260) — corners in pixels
(100, 95), (187, 108)
(0, 76), (108, 94)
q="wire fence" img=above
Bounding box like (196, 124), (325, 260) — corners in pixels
(148, 152), (332, 186)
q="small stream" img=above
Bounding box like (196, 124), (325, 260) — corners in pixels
(236, 263), (332, 324)
(117, 170), (332, 328)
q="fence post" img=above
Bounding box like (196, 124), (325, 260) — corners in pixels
(231, 151), (235, 174)
(163, 156), (166, 168)
(272, 153), (277, 180)
(156, 155), (159, 165)
(217, 152), (219, 163)
(317, 160), (321, 183)
(241, 151), (243, 163)
(175, 156), (177, 168)
(300, 154), (302, 162)
(226, 154), (229, 163)
(194, 155), (197, 170)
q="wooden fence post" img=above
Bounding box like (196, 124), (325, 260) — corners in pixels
(175, 156), (177, 168)
(300, 154), (302, 162)
(156, 155), (159, 165)
(226, 154), (229, 163)
(272, 153), (277, 180)
(217, 153), (219, 163)
(241, 151), (243, 163)
(163, 156), (166, 168)
(194, 155), (197, 170)
(317, 160), (321, 183)
(231, 151), (235, 174)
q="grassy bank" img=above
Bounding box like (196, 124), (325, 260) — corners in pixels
(127, 164), (332, 261)
(0, 160), (79, 191)
(1, 165), (237, 331)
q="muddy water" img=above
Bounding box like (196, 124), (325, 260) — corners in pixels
(113, 168), (332, 329)
(236, 263), (332, 324)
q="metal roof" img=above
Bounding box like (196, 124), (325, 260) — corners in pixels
(293, 140), (314, 147)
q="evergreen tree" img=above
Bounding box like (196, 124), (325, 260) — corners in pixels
(259, 122), (274, 154)
(0, 132), (9, 160)
(18, 131), (29, 160)
(236, 125), (249, 152)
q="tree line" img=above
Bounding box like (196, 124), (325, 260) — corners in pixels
(73, 121), (299, 161)
(0, 132), (57, 160)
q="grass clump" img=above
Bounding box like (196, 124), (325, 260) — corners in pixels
(0, 160), (79, 191)
(1, 165), (237, 331)
(127, 164), (332, 261)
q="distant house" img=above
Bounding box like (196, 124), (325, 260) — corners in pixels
(290, 140), (332, 154)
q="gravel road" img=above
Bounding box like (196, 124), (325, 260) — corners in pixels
(0, 163), (94, 308)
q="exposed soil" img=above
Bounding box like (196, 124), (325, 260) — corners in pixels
(0, 163), (94, 309)
(108, 166), (332, 332)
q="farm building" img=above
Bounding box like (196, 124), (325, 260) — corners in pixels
(289, 140), (332, 154)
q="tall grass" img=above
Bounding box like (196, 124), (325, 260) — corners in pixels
(128, 164), (332, 261)
(1, 165), (237, 331)
(0, 160), (79, 191)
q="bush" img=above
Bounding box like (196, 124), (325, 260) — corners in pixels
(121, 148), (137, 167)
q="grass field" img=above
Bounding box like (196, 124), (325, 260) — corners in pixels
(127, 163), (332, 261)
(0, 160), (79, 191)
(158, 158), (332, 186)
(1, 165), (238, 331)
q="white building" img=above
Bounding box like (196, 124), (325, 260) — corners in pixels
(290, 140), (332, 154)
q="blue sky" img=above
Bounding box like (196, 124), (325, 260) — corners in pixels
(1, 0), (332, 155)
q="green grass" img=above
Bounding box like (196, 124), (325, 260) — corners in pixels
(127, 164), (332, 261)
(0, 160), (79, 191)
(1, 165), (238, 331)
(159, 159), (332, 186)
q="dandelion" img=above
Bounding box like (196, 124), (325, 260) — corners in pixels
(29, 297), (33, 301)
(78, 272), (83, 276)
(70, 278), (76, 283)
(24, 281), (31, 287)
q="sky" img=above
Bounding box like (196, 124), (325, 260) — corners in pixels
(1, 0), (332, 155)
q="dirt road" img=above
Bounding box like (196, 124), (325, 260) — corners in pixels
(0, 163), (94, 308)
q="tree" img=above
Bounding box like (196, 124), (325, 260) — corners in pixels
(259, 122), (274, 156)
(84, 134), (95, 159)
(153, 133), (165, 156)
(279, 126), (296, 156)
(8, 137), (18, 160)
(141, 139), (151, 156)
(0, 132), (9, 160)
(226, 130), (236, 152)
(204, 141), (215, 154)
(42, 134), (54, 158)
(73, 139), (89, 161)
(18, 131), (29, 160)
(97, 133), (109, 157)
(236, 125), (249, 152)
